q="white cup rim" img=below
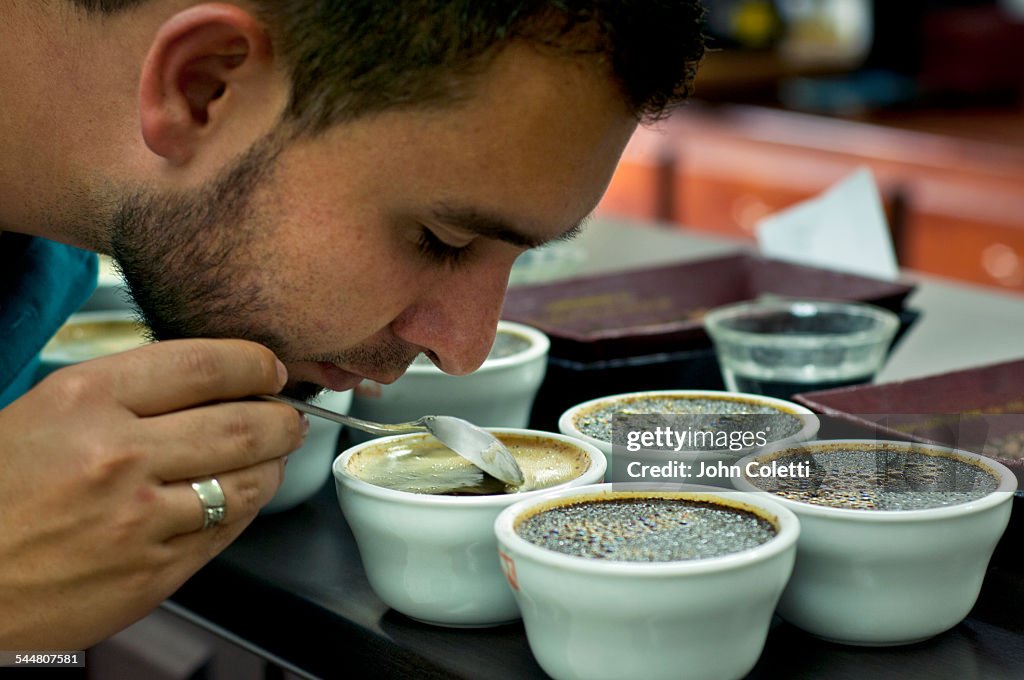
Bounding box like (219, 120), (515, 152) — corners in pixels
(41, 309), (147, 364)
(734, 438), (1017, 520)
(703, 299), (901, 349)
(495, 482), (800, 575)
(53, 309), (137, 322)
(558, 389), (819, 453)
(333, 427), (606, 507)
(401, 320), (549, 375)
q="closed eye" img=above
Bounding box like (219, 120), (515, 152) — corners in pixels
(416, 227), (473, 267)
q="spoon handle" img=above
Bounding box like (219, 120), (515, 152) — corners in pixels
(260, 394), (427, 436)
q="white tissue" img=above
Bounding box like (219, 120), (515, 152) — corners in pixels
(756, 167), (900, 281)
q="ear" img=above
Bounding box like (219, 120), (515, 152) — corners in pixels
(139, 3), (279, 165)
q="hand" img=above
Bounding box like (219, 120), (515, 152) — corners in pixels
(0, 338), (306, 649)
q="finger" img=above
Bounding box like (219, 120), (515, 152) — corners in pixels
(158, 457), (286, 538)
(84, 338), (288, 416)
(142, 400), (306, 481)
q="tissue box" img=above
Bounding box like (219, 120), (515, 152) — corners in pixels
(794, 359), (1024, 490)
(502, 253), (917, 430)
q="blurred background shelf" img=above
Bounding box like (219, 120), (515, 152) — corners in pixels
(596, 0), (1024, 293)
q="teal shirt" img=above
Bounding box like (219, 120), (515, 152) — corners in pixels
(0, 233), (98, 408)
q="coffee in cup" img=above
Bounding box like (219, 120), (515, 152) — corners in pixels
(334, 428), (606, 627)
(494, 485), (799, 680)
(516, 494), (778, 561)
(41, 313), (149, 363)
(734, 440), (1014, 645)
(571, 394), (807, 447)
(746, 442), (1000, 511)
(559, 391), (820, 489)
(345, 432), (590, 496)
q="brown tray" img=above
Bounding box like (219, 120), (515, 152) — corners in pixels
(794, 359), (1024, 489)
(502, 253), (915, 361)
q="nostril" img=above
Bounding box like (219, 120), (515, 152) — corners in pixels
(424, 350), (441, 367)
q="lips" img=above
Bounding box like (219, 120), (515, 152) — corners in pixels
(301, 362), (407, 392)
(283, 361), (363, 392)
(314, 362), (365, 392)
(284, 357), (414, 393)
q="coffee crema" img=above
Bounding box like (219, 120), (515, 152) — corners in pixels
(43, 319), (149, 361)
(748, 444), (1000, 511)
(516, 496), (777, 561)
(346, 433), (589, 496)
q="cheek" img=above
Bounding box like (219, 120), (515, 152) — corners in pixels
(249, 179), (432, 347)
(279, 225), (425, 339)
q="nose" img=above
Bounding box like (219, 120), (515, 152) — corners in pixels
(390, 260), (511, 375)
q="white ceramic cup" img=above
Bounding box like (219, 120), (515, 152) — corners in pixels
(333, 429), (606, 627)
(494, 483), (799, 680)
(262, 389), (353, 514)
(734, 439), (1016, 645)
(348, 321), (549, 441)
(37, 310), (149, 380)
(558, 390), (819, 485)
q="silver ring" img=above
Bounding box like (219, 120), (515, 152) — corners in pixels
(191, 478), (227, 530)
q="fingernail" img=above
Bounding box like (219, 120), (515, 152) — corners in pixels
(299, 413), (310, 436)
(275, 359), (288, 388)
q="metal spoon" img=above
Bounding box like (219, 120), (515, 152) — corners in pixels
(262, 394), (525, 486)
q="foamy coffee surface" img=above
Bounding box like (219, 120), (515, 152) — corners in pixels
(347, 433), (588, 496)
(750, 444), (1000, 511)
(516, 497), (777, 561)
(574, 396), (804, 446)
(44, 319), (149, 361)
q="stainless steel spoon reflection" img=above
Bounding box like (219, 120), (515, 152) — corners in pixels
(261, 394), (525, 486)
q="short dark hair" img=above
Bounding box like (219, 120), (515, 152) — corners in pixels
(67, 1), (705, 134)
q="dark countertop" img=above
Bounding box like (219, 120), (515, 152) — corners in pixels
(168, 472), (1024, 680)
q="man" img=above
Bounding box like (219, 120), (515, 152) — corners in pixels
(0, 0), (704, 648)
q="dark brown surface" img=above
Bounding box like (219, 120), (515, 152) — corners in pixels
(797, 358), (1024, 414)
(501, 253), (915, 362)
(168, 444), (1024, 679)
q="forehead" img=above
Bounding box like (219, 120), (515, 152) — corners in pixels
(276, 44), (637, 240)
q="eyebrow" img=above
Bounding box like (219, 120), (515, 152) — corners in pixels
(429, 204), (588, 248)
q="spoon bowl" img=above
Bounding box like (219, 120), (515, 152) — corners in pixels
(262, 394), (525, 485)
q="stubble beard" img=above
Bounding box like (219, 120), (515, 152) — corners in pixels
(107, 134), (415, 402)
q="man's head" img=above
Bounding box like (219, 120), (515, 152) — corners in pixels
(67, 1), (705, 134)
(37, 1), (705, 397)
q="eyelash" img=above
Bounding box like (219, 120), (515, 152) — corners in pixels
(416, 227), (472, 267)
